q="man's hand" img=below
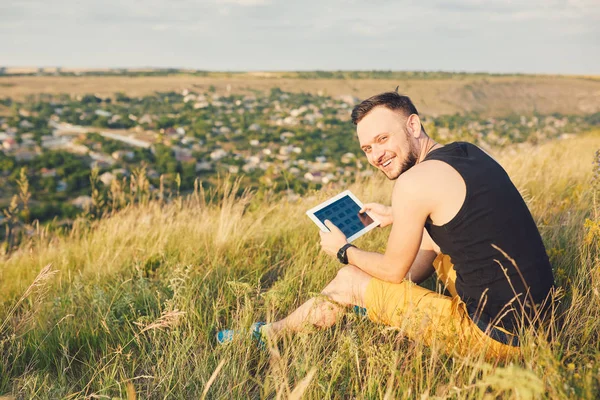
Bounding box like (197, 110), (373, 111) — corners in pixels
(360, 203), (393, 227)
(319, 220), (348, 258)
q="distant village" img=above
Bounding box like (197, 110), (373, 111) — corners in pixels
(0, 87), (597, 223)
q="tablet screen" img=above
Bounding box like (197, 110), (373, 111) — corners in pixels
(313, 194), (375, 239)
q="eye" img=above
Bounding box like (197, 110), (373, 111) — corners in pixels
(363, 146), (371, 153)
(378, 136), (388, 143)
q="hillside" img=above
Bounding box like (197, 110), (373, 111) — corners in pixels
(1, 74), (599, 117)
(1, 131), (600, 398)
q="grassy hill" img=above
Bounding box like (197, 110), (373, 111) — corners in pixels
(1, 131), (600, 398)
(1, 73), (599, 117)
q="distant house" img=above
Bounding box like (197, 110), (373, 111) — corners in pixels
(282, 116), (297, 126)
(242, 164), (255, 173)
(147, 169), (160, 179)
(177, 154), (195, 164)
(110, 115), (122, 124)
(14, 149), (39, 161)
(71, 195), (93, 209)
(304, 171), (320, 182)
(246, 155), (260, 165)
(279, 145), (294, 156)
(138, 114), (153, 125)
(95, 109), (112, 118)
(40, 168), (57, 178)
(196, 161), (213, 172)
(181, 137), (195, 146)
(113, 168), (130, 177)
(99, 172), (115, 186)
(64, 142), (90, 155)
(338, 94), (360, 106)
(2, 138), (16, 150)
(19, 120), (34, 129)
(210, 149), (227, 161)
(173, 146), (194, 163)
(193, 101), (209, 109)
(89, 151), (116, 167)
(112, 150), (135, 160)
(164, 127), (177, 136)
(183, 94), (197, 103)
(280, 131), (295, 142)
(341, 152), (356, 164)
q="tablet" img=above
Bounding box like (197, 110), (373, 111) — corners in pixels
(306, 190), (380, 242)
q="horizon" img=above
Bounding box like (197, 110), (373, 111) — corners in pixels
(2, 67), (598, 77)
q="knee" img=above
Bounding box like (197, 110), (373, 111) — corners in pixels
(335, 264), (362, 282)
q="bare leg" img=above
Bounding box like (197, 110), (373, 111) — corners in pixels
(265, 265), (373, 337)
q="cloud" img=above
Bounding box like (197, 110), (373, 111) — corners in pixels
(0, 0), (598, 73)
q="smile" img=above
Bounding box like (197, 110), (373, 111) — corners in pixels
(381, 158), (393, 167)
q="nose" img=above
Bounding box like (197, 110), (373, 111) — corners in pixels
(372, 145), (385, 164)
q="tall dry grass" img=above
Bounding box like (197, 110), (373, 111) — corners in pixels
(0, 131), (599, 398)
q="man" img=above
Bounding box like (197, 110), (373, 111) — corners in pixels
(218, 91), (555, 359)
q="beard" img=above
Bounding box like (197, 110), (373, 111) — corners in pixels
(384, 140), (419, 180)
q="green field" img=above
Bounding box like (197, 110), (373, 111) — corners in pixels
(1, 130), (599, 398)
(1, 73), (600, 117)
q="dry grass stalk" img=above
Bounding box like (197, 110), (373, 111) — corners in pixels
(0, 263), (57, 335)
(288, 367), (317, 400)
(134, 309), (186, 334)
(200, 358), (227, 400)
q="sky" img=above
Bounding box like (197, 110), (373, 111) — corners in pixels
(1, 0), (599, 74)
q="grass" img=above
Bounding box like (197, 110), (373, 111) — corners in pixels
(1, 131), (599, 398)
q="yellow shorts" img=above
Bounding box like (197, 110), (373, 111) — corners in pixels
(364, 253), (520, 360)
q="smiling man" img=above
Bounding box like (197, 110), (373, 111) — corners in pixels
(218, 91), (555, 360)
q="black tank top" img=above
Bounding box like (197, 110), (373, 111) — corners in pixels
(423, 142), (555, 332)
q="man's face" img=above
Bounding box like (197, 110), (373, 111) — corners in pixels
(356, 106), (418, 180)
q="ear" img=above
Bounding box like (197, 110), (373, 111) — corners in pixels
(406, 114), (422, 138)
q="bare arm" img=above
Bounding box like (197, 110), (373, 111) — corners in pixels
(405, 229), (437, 284)
(346, 170), (435, 283)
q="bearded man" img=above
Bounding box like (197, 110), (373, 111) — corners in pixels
(218, 91), (555, 359)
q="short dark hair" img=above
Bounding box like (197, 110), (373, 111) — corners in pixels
(351, 91), (419, 125)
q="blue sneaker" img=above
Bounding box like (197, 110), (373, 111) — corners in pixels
(352, 305), (368, 317)
(216, 322), (266, 346)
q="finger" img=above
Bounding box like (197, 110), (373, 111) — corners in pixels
(324, 220), (340, 233)
(360, 203), (373, 213)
